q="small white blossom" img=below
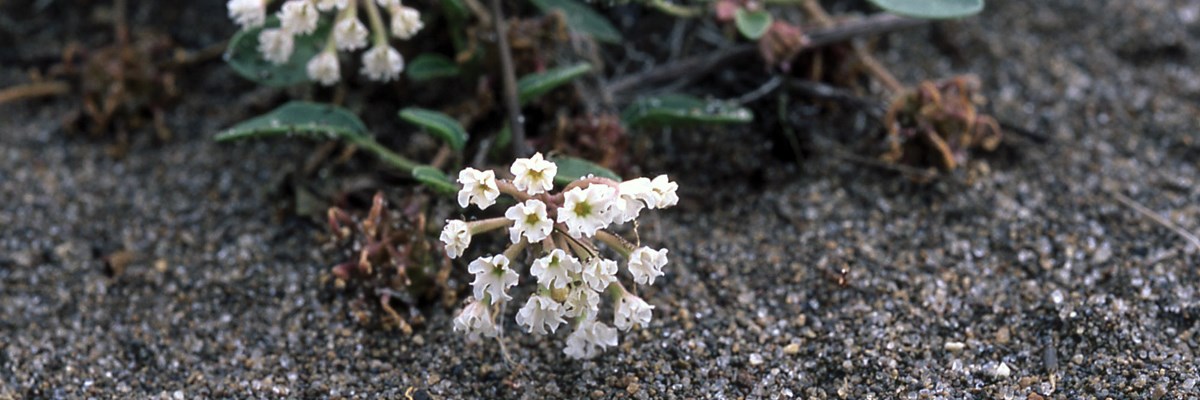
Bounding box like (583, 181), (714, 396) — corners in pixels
(580, 257), (618, 292)
(505, 199), (552, 244)
(361, 44), (405, 82)
(614, 294), (654, 331)
(516, 294), (567, 335)
(563, 319), (618, 359)
(562, 284), (600, 318)
(389, 6), (424, 40)
(612, 177), (659, 223)
(453, 300), (497, 341)
(456, 168), (499, 210)
(333, 17), (369, 51)
(278, 0), (319, 35)
(439, 219), (471, 259)
(227, 0), (266, 29)
(315, 0), (347, 11)
(649, 175), (679, 209)
(530, 249), (581, 290)
(257, 28), (294, 64)
(510, 152), (557, 195)
(628, 247), (668, 285)
(306, 51), (340, 85)
(557, 185), (616, 238)
(468, 255), (518, 304)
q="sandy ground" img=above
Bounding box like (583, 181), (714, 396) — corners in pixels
(3, 0), (1200, 398)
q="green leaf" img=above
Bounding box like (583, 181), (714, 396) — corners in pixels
(530, 0), (622, 43)
(866, 0), (983, 19)
(413, 166), (457, 194)
(517, 63), (593, 105)
(225, 17), (332, 87)
(399, 108), (468, 151)
(621, 94), (754, 127)
(551, 155), (620, 185)
(407, 54), (462, 81)
(216, 101), (369, 142)
(734, 9), (773, 40)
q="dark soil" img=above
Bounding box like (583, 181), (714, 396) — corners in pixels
(3, 0), (1200, 399)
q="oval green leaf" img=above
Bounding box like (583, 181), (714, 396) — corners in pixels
(621, 94), (754, 128)
(225, 17), (332, 87)
(406, 54), (462, 81)
(530, 0), (622, 43)
(550, 155), (620, 185)
(216, 101), (369, 142)
(734, 9), (773, 40)
(413, 166), (458, 194)
(517, 63), (593, 105)
(866, 0), (983, 19)
(399, 108), (468, 151)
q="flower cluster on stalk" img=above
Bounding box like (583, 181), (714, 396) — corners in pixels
(441, 153), (677, 359)
(227, 0), (423, 85)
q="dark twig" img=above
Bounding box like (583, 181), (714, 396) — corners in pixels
(489, 0), (529, 159)
(607, 13), (926, 96)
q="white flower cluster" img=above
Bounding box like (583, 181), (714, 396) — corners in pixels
(441, 153), (678, 359)
(227, 0), (423, 85)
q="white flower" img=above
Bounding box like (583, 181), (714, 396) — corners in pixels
(361, 45), (405, 82)
(510, 152), (557, 195)
(562, 284), (599, 318)
(614, 294), (654, 331)
(456, 168), (499, 210)
(612, 177), (659, 223)
(628, 247), (668, 285)
(439, 219), (471, 259)
(278, 0), (319, 35)
(580, 257), (617, 292)
(453, 300), (497, 341)
(227, 0), (266, 29)
(333, 17), (368, 51)
(516, 294), (566, 335)
(649, 175), (678, 209)
(505, 199), (552, 244)
(257, 28), (294, 65)
(563, 319), (618, 359)
(557, 185), (616, 238)
(530, 249), (581, 290)
(315, 0), (347, 11)
(306, 51), (340, 85)
(468, 254), (518, 304)
(389, 6), (424, 40)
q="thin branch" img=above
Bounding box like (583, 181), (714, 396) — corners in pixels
(802, 0), (903, 94)
(0, 81), (70, 105)
(489, 0), (529, 159)
(606, 13), (925, 96)
(1108, 189), (1200, 252)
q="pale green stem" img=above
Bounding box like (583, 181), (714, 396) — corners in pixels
(502, 239), (527, 262)
(363, 0), (389, 46)
(345, 135), (418, 172)
(467, 217), (511, 236)
(646, 0), (704, 18)
(594, 230), (634, 258)
(496, 180), (531, 202)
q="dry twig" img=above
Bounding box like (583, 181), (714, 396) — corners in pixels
(1107, 189), (1200, 252)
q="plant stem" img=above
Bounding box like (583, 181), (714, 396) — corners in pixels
(363, 0), (389, 46)
(347, 136), (419, 172)
(646, 0), (704, 18)
(488, 0), (529, 159)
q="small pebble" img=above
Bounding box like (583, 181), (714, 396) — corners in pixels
(749, 353), (764, 365)
(783, 343), (800, 355)
(944, 341), (966, 352)
(994, 362), (1012, 378)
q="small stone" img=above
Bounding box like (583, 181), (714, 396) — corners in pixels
(626, 382), (640, 395)
(995, 327), (1011, 345)
(783, 343), (800, 355)
(413, 335), (425, 346)
(749, 353), (764, 365)
(944, 341), (966, 352)
(993, 362), (1012, 378)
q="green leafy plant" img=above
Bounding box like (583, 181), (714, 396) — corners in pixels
(866, 0), (984, 19)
